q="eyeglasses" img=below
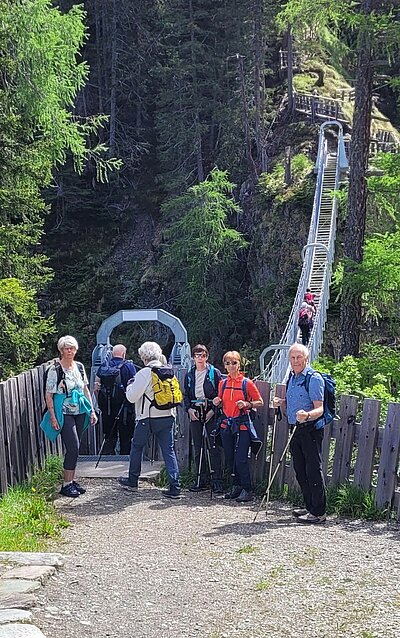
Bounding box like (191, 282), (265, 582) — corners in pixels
(193, 352), (207, 358)
(224, 361), (239, 366)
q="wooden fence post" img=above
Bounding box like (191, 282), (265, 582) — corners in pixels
(321, 419), (333, 479)
(252, 381), (270, 487)
(270, 383), (289, 492)
(353, 398), (380, 491)
(0, 383), (10, 492)
(174, 369), (190, 471)
(331, 394), (358, 485)
(375, 403), (400, 509)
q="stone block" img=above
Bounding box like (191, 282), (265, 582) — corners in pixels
(0, 582), (40, 596)
(0, 554), (64, 568)
(0, 595), (36, 610)
(0, 609), (32, 625)
(0, 625), (46, 637)
(1, 567), (55, 584)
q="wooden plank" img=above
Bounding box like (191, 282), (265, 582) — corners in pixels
(270, 383), (290, 492)
(353, 398), (380, 491)
(321, 420), (333, 478)
(331, 394), (358, 485)
(31, 365), (46, 468)
(174, 369), (190, 470)
(252, 381), (270, 487)
(0, 383), (10, 493)
(7, 377), (24, 485)
(376, 403), (400, 509)
(16, 373), (32, 481)
(23, 371), (39, 472)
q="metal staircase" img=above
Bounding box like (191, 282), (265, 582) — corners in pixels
(259, 121), (348, 383)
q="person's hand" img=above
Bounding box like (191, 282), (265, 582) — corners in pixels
(50, 415), (60, 431)
(213, 397), (222, 406)
(296, 409), (309, 423)
(205, 409), (214, 422)
(236, 399), (248, 410)
(188, 408), (198, 421)
(273, 396), (285, 410)
(90, 410), (98, 426)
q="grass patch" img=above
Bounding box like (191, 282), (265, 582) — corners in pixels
(154, 464), (196, 489)
(327, 484), (388, 520)
(255, 566), (284, 590)
(0, 455), (68, 552)
(236, 544), (258, 555)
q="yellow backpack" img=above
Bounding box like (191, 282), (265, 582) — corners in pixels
(146, 366), (183, 410)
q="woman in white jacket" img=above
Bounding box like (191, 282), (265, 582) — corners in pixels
(118, 341), (181, 499)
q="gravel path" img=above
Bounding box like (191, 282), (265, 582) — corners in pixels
(33, 479), (400, 638)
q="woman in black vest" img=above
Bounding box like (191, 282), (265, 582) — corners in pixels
(184, 344), (223, 493)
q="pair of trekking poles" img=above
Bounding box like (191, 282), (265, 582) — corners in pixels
(95, 401), (128, 468)
(192, 400), (219, 499)
(252, 407), (298, 523)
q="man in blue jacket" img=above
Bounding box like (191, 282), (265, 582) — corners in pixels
(273, 344), (326, 524)
(95, 344), (136, 455)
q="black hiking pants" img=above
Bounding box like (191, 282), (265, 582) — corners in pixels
(290, 424), (326, 517)
(101, 404), (135, 455)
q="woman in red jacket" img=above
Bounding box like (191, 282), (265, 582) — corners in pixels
(213, 351), (263, 502)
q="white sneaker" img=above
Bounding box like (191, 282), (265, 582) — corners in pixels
(292, 508), (308, 517)
(297, 512), (326, 524)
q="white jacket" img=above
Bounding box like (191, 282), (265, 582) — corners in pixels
(126, 360), (174, 420)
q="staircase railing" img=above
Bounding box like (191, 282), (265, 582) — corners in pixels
(259, 121), (347, 382)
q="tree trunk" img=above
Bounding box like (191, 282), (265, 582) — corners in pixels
(287, 27), (294, 114)
(339, 0), (374, 357)
(253, 0), (266, 172)
(189, 0), (204, 183)
(109, 0), (117, 155)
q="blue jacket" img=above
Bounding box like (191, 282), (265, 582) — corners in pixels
(40, 390), (92, 442)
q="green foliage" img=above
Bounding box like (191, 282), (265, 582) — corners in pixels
(258, 153), (313, 202)
(0, 456), (67, 552)
(161, 169), (248, 343)
(0, 0), (120, 376)
(326, 484), (387, 521)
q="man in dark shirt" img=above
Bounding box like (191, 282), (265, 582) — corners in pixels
(95, 344), (136, 455)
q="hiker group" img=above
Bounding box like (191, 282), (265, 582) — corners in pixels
(298, 288), (316, 346)
(42, 325), (334, 524)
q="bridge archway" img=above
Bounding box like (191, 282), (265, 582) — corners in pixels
(90, 309), (191, 390)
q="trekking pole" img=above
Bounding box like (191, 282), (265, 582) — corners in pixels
(253, 423), (298, 523)
(203, 424), (215, 500)
(150, 432), (157, 465)
(228, 431), (239, 498)
(95, 401), (126, 469)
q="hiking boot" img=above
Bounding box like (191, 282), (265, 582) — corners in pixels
(72, 481), (86, 494)
(224, 485), (242, 500)
(235, 489), (254, 503)
(292, 508), (308, 518)
(59, 483), (80, 498)
(118, 477), (138, 492)
(212, 481), (224, 494)
(297, 512), (326, 524)
(161, 486), (181, 500)
(189, 482), (208, 492)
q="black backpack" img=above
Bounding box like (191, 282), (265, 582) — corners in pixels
(97, 360), (129, 416)
(298, 309), (310, 328)
(43, 360), (85, 412)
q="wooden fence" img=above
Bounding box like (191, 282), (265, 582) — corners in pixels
(0, 363), (62, 494)
(2, 366), (400, 519)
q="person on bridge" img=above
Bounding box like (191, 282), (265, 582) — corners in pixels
(45, 336), (97, 498)
(184, 344), (223, 493)
(94, 344), (136, 455)
(213, 351), (263, 503)
(118, 341), (181, 499)
(273, 344), (326, 524)
(298, 301), (314, 346)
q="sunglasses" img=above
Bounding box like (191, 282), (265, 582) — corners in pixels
(193, 352), (207, 358)
(224, 361), (239, 366)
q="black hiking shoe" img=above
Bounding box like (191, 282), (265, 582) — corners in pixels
(224, 485), (242, 500)
(59, 483), (80, 498)
(212, 481), (224, 494)
(189, 483), (208, 492)
(118, 477), (138, 492)
(162, 486), (181, 500)
(72, 480), (86, 494)
(235, 489), (254, 503)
